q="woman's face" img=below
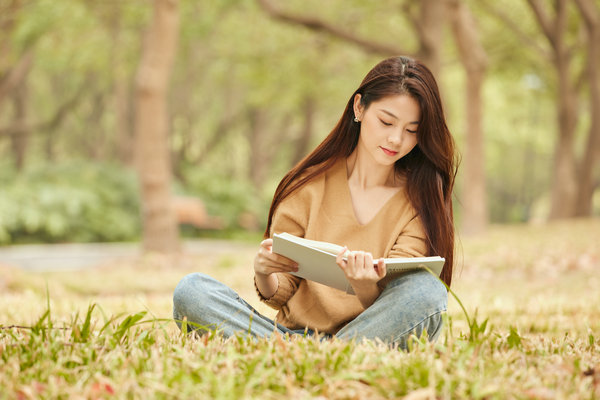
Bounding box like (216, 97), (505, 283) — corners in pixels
(353, 93), (420, 167)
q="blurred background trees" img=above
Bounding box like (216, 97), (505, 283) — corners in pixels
(0, 0), (598, 251)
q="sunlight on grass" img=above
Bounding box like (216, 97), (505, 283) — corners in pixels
(1, 219), (599, 398)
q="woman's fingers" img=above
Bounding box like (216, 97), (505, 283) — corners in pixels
(270, 252), (298, 267)
(364, 252), (373, 268)
(255, 238), (298, 276)
(262, 238), (299, 267)
(266, 258), (298, 273)
(354, 251), (365, 270)
(260, 238), (273, 250)
(255, 259), (297, 276)
(376, 258), (386, 279)
(336, 246), (348, 268)
(341, 250), (382, 281)
(267, 251), (298, 270)
(261, 253), (297, 269)
(344, 250), (355, 274)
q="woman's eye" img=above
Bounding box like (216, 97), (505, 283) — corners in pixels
(407, 129), (418, 134)
(379, 119), (392, 126)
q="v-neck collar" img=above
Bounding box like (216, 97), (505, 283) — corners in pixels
(331, 158), (405, 227)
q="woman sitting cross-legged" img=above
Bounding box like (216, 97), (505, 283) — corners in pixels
(173, 55), (458, 349)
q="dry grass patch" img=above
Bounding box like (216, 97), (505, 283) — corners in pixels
(1, 218), (599, 398)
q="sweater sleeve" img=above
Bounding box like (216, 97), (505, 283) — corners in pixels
(256, 189), (308, 309)
(387, 214), (428, 258)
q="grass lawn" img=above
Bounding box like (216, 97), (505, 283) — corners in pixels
(1, 219), (599, 399)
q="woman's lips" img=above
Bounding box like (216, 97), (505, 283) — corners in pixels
(380, 147), (398, 156)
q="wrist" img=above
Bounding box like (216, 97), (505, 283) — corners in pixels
(350, 281), (382, 309)
(254, 270), (271, 279)
(349, 279), (379, 291)
(254, 272), (278, 299)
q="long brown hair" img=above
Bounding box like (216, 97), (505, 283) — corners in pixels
(265, 56), (458, 286)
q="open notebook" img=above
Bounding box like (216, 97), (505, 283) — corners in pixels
(272, 232), (444, 294)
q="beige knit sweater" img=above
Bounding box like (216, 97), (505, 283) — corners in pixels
(257, 157), (428, 334)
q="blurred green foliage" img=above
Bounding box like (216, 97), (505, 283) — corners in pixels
(179, 165), (269, 231)
(0, 160), (270, 244)
(0, 162), (140, 244)
(0, 0), (598, 244)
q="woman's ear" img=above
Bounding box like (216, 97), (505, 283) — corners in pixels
(353, 94), (363, 121)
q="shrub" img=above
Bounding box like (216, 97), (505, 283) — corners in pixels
(0, 162), (141, 244)
(180, 167), (268, 231)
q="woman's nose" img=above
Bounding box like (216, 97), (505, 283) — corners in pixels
(387, 130), (404, 145)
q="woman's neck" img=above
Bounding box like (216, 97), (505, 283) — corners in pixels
(346, 149), (397, 189)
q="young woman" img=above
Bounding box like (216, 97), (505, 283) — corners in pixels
(173, 56), (457, 348)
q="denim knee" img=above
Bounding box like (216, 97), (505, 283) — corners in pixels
(387, 270), (448, 310)
(172, 273), (216, 323)
(395, 308), (445, 349)
(386, 270), (447, 344)
(421, 273), (447, 312)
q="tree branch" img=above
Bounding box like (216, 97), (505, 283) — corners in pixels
(0, 50), (34, 108)
(574, 0), (599, 30)
(39, 85), (86, 132)
(195, 110), (243, 164)
(401, 1), (420, 40)
(0, 83), (86, 137)
(479, 0), (550, 59)
(447, 0), (487, 71)
(255, 0), (406, 56)
(527, 0), (556, 46)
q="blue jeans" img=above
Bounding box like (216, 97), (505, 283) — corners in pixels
(172, 270), (447, 349)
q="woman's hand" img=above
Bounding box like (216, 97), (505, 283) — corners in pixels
(254, 238), (298, 300)
(253, 239), (298, 277)
(336, 247), (386, 308)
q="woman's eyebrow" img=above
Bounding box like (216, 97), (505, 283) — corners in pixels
(380, 109), (398, 119)
(380, 109), (419, 124)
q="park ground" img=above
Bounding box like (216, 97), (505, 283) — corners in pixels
(1, 218), (599, 399)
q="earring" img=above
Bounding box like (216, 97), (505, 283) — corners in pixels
(354, 117), (360, 122)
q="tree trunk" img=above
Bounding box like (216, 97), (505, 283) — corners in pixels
(85, 91), (106, 160)
(292, 96), (315, 166)
(41, 78), (86, 162)
(248, 108), (268, 187)
(134, 0), (180, 253)
(527, 0), (580, 219)
(247, 108), (290, 188)
(574, 0), (600, 216)
(10, 78), (29, 170)
(549, 52), (579, 218)
(115, 80), (134, 165)
(112, 20), (135, 166)
(414, 0), (446, 76)
(448, 0), (488, 234)
(0, 50), (33, 112)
